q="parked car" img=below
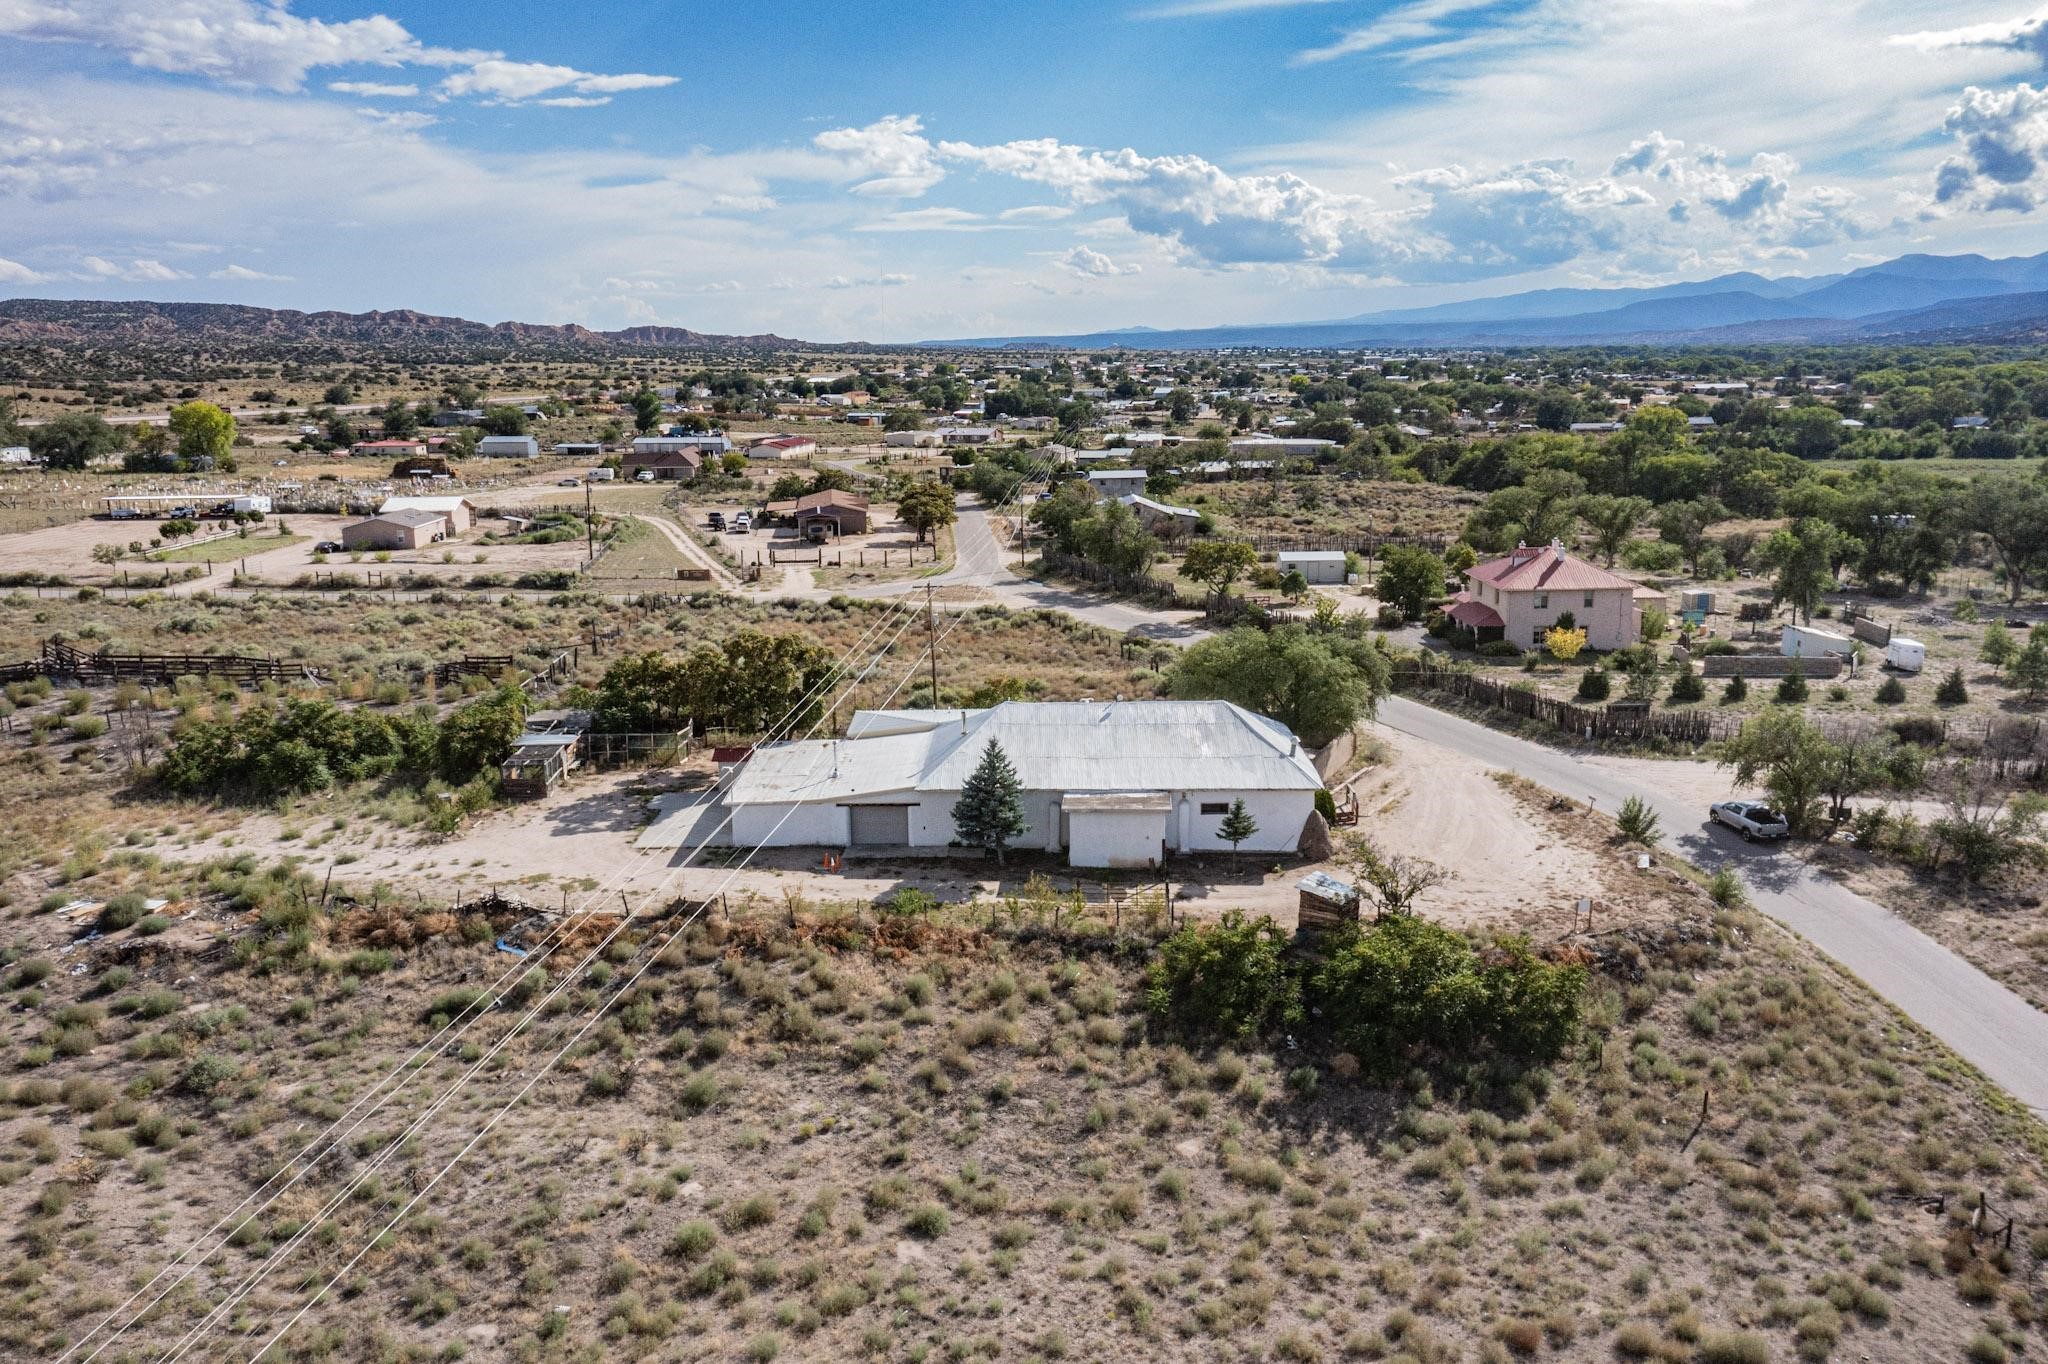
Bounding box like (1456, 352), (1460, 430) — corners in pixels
(1709, 800), (1789, 841)
(314, 540), (344, 553)
(731, 512), (752, 532)
(707, 512), (725, 531)
(634, 469), (655, 482)
(167, 505), (198, 520)
(558, 477), (581, 487)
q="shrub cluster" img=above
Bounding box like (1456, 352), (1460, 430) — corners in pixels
(1145, 911), (1584, 1073)
(156, 688), (528, 799)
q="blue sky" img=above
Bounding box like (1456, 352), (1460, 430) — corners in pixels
(3, 0), (2047, 341)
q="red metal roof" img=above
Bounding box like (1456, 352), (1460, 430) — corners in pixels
(1467, 541), (1638, 593)
(1445, 595), (1504, 629)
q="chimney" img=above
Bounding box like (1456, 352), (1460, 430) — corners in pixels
(1552, 538), (1566, 560)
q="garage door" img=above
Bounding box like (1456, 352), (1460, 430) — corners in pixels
(847, 804), (911, 846)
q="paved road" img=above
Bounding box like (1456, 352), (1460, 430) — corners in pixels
(1374, 695), (2048, 1116)
(852, 500), (1210, 642)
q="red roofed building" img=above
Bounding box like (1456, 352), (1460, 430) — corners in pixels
(1455, 539), (1644, 651)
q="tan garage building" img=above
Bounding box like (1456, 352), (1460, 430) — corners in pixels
(341, 510), (447, 551)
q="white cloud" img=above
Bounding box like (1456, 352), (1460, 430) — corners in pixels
(0, 0), (478, 92)
(210, 263), (290, 280)
(0, 1), (670, 108)
(822, 272), (914, 288)
(78, 255), (189, 281)
(813, 115), (945, 197)
(1056, 245), (1139, 277)
(0, 256), (44, 283)
(437, 59), (675, 104)
(1931, 82), (2048, 210)
(999, 204), (1073, 221)
(1292, 0), (1508, 66)
(329, 80), (418, 97)
(856, 206), (990, 232)
(1891, 9), (2048, 65)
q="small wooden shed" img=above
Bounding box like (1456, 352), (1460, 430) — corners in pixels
(1296, 871), (1361, 932)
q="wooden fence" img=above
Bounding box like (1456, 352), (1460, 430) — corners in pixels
(434, 648), (578, 696)
(1393, 655), (1727, 746)
(32, 638), (319, 687)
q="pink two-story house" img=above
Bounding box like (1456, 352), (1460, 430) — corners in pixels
(1446, 540), (1650, 652)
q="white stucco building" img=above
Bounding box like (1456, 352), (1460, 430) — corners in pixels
(716, 700), (1324, 868)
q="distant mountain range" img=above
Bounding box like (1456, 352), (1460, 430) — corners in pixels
(9, 251), (2048, 355)
(0, 299), (807, 352)
(922, 251), (2048, 350)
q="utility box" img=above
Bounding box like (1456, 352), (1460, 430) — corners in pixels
(1885, 638), (1926, 673)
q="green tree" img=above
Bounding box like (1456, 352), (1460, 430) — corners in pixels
(1375, 545), (1446, 623)
(169, 400), (236, 468)
(631, 390), (663, 433)
(479, 405), (528, 436)
(1759, 517), (1856, 624)
(380, 397), (419, 439)
(1652, 499), (1727, 576)
(1181, 539), (1259, 596)
(438, 688), (530, 781)
(1936, 665), (1969, 706)
(882, 408), (924, 432)
(895, 482), (957, 545)
(30, 412), (123, 471)
(1983, 620), (2019, 666)
(1216, 798), (1259, 859)
(2009, 638), (2048, 702)
(1720, 707), (1839, 836)
(1167, 625), (1391, 748)
(1577, 494), (1651, 567)
(953, 739), (1027, 863)
(1966, 474), (2048, 604)
(592, 652), (690, 733)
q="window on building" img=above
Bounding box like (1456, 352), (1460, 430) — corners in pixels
(1199, 801), (1230, 815)
(1584, 592), (1595, 608)
(1534, 593), (1548, 609)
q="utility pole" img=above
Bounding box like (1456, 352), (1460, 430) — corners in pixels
(925, 582), (940, 708)
(584, 477), (594, 566)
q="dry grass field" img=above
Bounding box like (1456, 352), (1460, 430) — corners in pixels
(1194, 477), (1480, 544)
(0, 783), (2043, 1363)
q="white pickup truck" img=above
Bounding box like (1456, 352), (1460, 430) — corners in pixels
(1709, 800), (1790, 841)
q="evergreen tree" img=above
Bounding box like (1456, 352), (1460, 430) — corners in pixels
(1935, 666), (1969, 706)
(2010, 639), (2048, 702)
(1982, 620), (2018, 666)
(1874, 675), (1907, 705)
(953, 740), (1026, 864)
(1722, 673), (1749, 704)
(1217, 798), (1260, 859)
(1775, 659), (1808, 703)
(1668, 663), (1705, 704)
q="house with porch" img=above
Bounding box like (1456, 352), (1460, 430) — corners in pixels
(1446, 539), (1645, 651)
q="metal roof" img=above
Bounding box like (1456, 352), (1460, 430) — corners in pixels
(727, 700), (1321, 806)
(379, 495), (473, 514)
(1065, 792), (1171, 813)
